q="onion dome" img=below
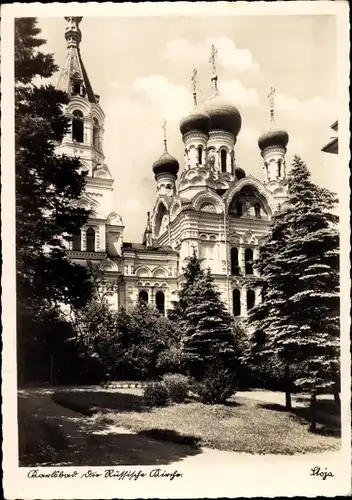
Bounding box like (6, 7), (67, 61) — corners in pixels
(235, 166), (246, 180)
(152, 151), (179, 177)
(180, 92), (211, 136)
(202, 75), (242, 136)
(258, 128), (289, 151)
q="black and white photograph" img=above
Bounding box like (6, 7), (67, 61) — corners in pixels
(1, 2), (351, 498)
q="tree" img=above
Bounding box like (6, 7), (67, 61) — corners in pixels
(174, 252), (242, 401)
(15, 19), (93, 382)
(248, 156), (339, 430)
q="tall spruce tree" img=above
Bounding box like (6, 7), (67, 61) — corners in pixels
(248, 156), (339, 430)
(175, 252), (241, 383)
(15, 19), (93, 381)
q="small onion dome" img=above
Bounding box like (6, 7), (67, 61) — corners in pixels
(179, 108), (211, 136)
(152, 151), (179, 177)
(202, 94), (242, 136)
(258, 129), (289, 151)
(235, 167), (246, 180)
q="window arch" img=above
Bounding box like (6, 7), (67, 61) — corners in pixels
(72, 110), (84, 143)
(93, 117), (99, 151)
(233, 289), (241, 316)
(198, 146), (203, 165)
(86, 227), (95, 252)
(221, 149), (227, 173)
(155, 291), (165, 315)
(247, 289), (255, 311)
(139, 290), (149, 304)
(72, 231), (81, 251)
(230, 247), (239, 275)
(245, 248), (254, 275)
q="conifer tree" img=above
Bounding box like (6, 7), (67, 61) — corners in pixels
(15, 18), (93, 382)
(248, 156), (339, 429)
(175, 252), (241, 385)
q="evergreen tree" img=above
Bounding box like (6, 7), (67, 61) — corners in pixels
(175, 252), (242, 389)
(248, 156), (339, 429)
(15, 19), (93, 382)
(15, 18), (92, 317)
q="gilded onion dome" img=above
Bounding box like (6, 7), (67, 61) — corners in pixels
(180, 69), (211, 136)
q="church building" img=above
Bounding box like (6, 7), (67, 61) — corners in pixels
(57, 17), (289, 318)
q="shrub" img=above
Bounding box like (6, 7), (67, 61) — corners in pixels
(162, 373), (189, 403)
(193, 367), (237, 404)
(143, 381), (169, 407)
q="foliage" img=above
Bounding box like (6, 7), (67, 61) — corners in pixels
(192, 364), (237, 404)
(173, 252), (242, 382)
(15, 19), (93, 382)
(162, 373), (189, 403)
(143, 381), (169, 407)
(247, 156), (340, 422)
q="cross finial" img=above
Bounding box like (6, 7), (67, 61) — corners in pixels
(268, 86), (276, 128)
(209, 44), (218, 74)
(191, 68), (198, 105)
(162, 119), (167, 151)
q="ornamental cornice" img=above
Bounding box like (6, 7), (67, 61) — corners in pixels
(86, 177), (114, 189)
(208, 130), (235, 141)
(260, 145), (286, 157)
(183, 131), (209, 143)
(68, 250), (107, 260)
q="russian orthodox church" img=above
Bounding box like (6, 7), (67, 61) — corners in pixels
(56, 17), (289, 318)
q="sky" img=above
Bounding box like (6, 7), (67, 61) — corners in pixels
(37, 15), (338, 242)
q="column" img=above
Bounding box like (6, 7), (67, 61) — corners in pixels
(240, 286), (247, 317)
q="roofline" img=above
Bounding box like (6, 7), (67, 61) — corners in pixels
(331, 120), (338, 130)
(321, 137), (338, 153)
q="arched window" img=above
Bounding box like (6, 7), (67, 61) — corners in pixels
(233, 289), (241, 316)
(86, 227), (95, 252)
(254, 203), (261, 218)
(139, 290), (148, 304)
(72, 82), (81, 95)
(221, 149), (227, 173)
(245, 248), (254, 275)
(278, 160), (282, 178)
(236, 201), (243, 216)
(72, 232), (81, 251)
(93, 117), (99, 151)
(198, 146), (203, 165)
(155, 291), (165, 315)
(72, 110), (84, 143)
(231, 247), (239, 275)
(247, 289), (255, 311)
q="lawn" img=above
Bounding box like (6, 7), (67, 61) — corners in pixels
(52, 388), (340, 455)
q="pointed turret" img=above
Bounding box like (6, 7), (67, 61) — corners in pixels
(142, 212), (153, 248)
(152, 120), (179, 197)
(57, 17), (99, 104)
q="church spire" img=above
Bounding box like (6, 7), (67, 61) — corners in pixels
(57, 17), (98, 104)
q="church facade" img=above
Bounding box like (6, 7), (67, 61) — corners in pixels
(57, 17), (289, 318)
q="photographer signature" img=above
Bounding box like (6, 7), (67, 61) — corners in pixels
(310, 466), (334, 480)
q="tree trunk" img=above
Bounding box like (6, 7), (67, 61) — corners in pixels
(310, 392), (317, 432)
(284, 364), (292, 410)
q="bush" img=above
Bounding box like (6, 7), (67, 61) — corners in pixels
(143, 381), (169, 407)
(193, 367), (237, 404)
(162, 373), (189, 403)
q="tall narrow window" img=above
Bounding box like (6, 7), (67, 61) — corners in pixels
(72, 232), (81, 251)
(72, 82), (81, 95)
(245, 248), (254, 275)
(198, 146), (203, 165)
(233, 289), (241, 316)
(86, 227), (95, 252)
(221, 149), (227, 173)
(72, 110), (84, 143)
(155, 291), (165, 315)
(93, 117), (99, 151)
(247, 289), (255, 311)
(236, 201), (243, 217)
(139, 290), (149, 304)
(231, 247), (239, 275)
(278, 160), (282, 178)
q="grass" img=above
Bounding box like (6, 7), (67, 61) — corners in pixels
(53, 389), (340, 455)
(18, 394), (68, 466)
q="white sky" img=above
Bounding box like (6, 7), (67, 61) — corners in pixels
(37, 15), (338, 242)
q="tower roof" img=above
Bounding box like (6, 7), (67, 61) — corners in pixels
(179, 69), (211, 136)
(258, 86), (289, 151)
(57, 17), (98, 104)
(152, 121), (179, 177)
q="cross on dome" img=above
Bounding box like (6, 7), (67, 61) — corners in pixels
(208, 44), (219, 94)
(267, 86), (276, 128)
(191, 68), (198, 105)
(162, 119), (168, 150)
